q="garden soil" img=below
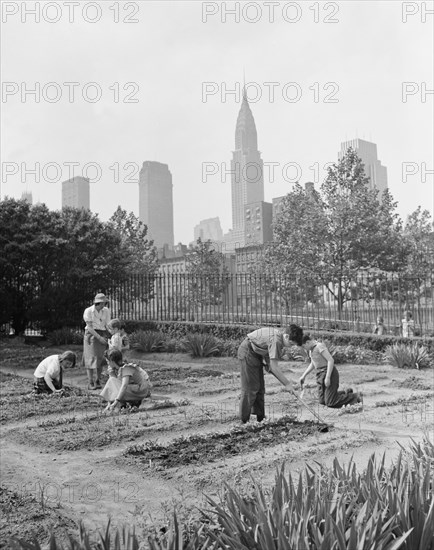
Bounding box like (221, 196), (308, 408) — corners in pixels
(1, 340), (433, 547)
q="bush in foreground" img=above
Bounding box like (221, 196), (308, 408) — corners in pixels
(9, 439), (434, 549)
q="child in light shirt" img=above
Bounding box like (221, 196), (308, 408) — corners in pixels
(107, 319), (130, 354)
(402, 311), (415, 338)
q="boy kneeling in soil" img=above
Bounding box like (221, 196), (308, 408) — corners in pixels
(288, 325), (362, 409)
(101, 349), (152, 412)
(33, 351), (77, 395)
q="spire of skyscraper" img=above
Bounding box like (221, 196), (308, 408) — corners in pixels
(235, 88), (258, 151)
(226, 78), (264, 248)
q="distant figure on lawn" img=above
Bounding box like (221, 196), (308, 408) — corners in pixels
(83, 293), (111, 390)
(238, 326), (296, 424)
(288, 325), (362, 409)
(401, 311), (415, 338)
(33, 351), (77, 395)
(372, 315), (386, 336)
(107, 318), (130, 354)
(100, 349), (152, 411)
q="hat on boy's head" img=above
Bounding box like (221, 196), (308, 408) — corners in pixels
(94, 293), (108, 304)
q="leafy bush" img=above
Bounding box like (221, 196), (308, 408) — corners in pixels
(123, 320), (434, 356)
(10, 439), (434, 550)
(283, 345), (307, 362)
(217, 339), (240, 358)
(164, 337), (184, 353)
(384, 343), (432, 369)
(129, 330), (166, 353)
(181, 333), (222, 358)
(46, 328), (83, 346)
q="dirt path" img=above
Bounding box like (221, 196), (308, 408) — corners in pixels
(1, 354), (434, 543)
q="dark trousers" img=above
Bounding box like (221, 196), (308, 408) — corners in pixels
(238, 339), (266, 423)
(316, 367), (360, 408)
(33, 377), (62, 395)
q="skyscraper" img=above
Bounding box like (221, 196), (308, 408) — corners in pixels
(21, 191), (33, 204)
(194, 217), (223, 243)
(138, 161), (174, 249)
(224, 88), (265, 250)
(339, 139), (388, 195)
(244, 201), (272, 245)
(62, 176), (90, 209)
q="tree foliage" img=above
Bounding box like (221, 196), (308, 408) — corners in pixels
(0, 199), (157, 332)
(109, 207), (158, 274)
(185, 238), (230, 312)
(267, 148), (404, 314)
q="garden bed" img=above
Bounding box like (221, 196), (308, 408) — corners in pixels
(0, 338), (433, 547)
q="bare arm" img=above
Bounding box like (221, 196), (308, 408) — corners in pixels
(321, 349), (335, 386)
(300, 362), (315, 383)
(116, 376), (130, 401)
(86, 322), (107, 344)
(44, 373), (61, 393)
(108, 376), (130, 410)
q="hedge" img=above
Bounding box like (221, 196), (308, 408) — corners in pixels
(124, 320), (434, 355)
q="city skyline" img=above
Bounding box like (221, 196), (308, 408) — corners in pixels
(2, 1), (433, 244)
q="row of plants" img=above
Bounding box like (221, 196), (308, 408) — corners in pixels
(44, 327), (433, 368)
(123, 320), (434, 354)
(10, 439), (434, 549)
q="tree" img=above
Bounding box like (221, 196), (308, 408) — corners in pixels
(185, 239), (230, 318)
(400, 207), (433, 278)
(268, 148), (403, 316)
(257, 185), (325, 314)
(109, 207), (158, 274)
(108, 207), (159, 318)
(0, 199), (145, 332)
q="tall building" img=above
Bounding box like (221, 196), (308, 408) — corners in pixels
(339, 139), (388, 194)
(194, 217), (223, 243)
(62, 176), (90, 209)
(21, 191), (33, 204)
(244, 201), (272, 245)
(139, 161), (174, 250)
(228, 88), (264, 249)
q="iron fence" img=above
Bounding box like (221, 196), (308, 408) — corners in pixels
(2, 272), (433, 336)
(106, 272), (434, 336)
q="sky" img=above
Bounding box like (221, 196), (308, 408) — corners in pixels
(1, 0), (433, 244)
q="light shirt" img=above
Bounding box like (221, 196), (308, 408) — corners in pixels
(309, 342), (330, 370)
(247, 327), (285, 360)
(108, 332), (129, 352)
(83, 305), (110, 330)
(34, 355), (61, 380)
(402, 319), (415, 337)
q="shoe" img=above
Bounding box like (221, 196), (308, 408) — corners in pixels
(88, 383), (96, 390)
(94, 380), (102, 389)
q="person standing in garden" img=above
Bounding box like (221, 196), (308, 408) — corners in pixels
(372, 315), (386, 335)
(83, 293), (111, 390)
(238, 326), (296, 423)
(288, 325), (362, 409)
(401, 311), (415, 338)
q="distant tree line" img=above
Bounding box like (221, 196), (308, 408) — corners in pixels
(1, 149), (432, 332)
(0, 201), (157, 333)
(253, 148), (433, 315)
